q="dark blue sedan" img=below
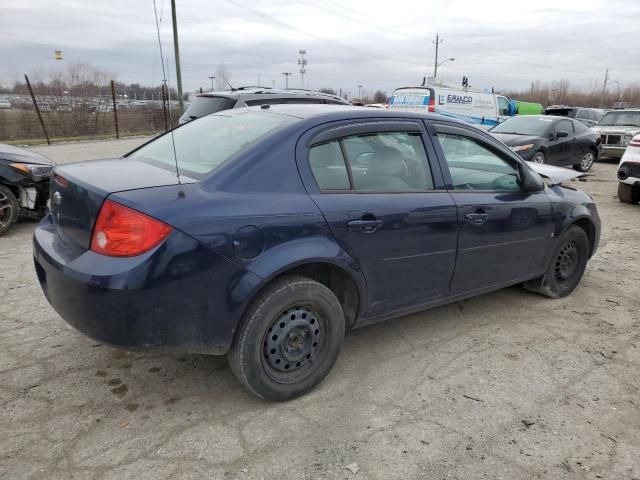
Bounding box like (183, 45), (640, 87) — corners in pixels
(33, 105), (600, 400)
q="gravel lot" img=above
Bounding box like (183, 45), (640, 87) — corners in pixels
(1, 140), (639, 479)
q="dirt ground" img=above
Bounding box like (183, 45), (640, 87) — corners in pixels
(1, 140), (638, 479)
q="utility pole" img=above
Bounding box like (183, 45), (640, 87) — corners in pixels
(357, 85), (363, 99)
(209, 76), (215, 91)
(170, 0), (184, 115)
(602, 68), (610, 95)
(298, 50), (307, 89)
(282, 72), (292, 89)
(433, 33), (443, 80)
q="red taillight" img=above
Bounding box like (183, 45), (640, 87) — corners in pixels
(90, 200), (172, 257)
(428, 96), (436, 113)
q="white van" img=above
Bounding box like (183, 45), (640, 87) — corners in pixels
(388, 86), (512, 129)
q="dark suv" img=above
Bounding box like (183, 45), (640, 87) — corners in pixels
(178, 87), (349, 124)
(544, 106), (606, 127)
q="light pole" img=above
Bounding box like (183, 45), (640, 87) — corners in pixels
(435, 57), (455, 82)
(282, 72), (292, 89)
(208, 76), (215, 91)
(357, 85), (363, 99)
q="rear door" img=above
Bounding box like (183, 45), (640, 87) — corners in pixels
(430, 123), (552, 294)
(297, 120), (458, 317)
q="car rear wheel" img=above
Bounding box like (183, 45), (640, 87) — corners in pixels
(532, 152), (546, 164)
(228, 275), (345, 401)
(0, 185), (19, 237)
(618, 182), (640, 204)
(526, 225), (589, 298)
(573, 151), (595, 172)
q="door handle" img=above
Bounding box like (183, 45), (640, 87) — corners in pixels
(347, 219), (383, 233)
(464, 212), (489, 225)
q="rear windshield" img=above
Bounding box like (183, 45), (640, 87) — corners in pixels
(597, 111), (640, 127)
(128, 111), (298, 179)
(546, 109), (576, 117)
(180, 96), (236, 121)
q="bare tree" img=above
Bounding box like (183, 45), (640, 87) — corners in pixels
(373, 90), (388, 104)
(319, 88), (337, 95)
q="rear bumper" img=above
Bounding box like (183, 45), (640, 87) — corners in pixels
(33, 215), (262, 354)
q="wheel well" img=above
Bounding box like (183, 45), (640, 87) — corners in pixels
(275, 263), (360, 328)
(572, 218), (596, 257)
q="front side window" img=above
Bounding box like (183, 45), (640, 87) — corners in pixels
(436, 133), (521, 191)
(497, 96), (509, 116)
(556, 119), (574, 134)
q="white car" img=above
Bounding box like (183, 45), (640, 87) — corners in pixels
(617, 133), (640, 204)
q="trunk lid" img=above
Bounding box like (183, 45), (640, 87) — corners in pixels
(50, 158), (196, 249)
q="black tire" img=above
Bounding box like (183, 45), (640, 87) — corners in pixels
(618, 182), (640, 204)
(573, 150), (595, 172)
(228, 275), (345, 401)
(531, 151), (546, 164)
(526, 225), (590, 299)
(0, 184), (19, 237)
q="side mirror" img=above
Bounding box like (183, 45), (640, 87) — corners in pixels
(519, 165), (545, 193)
(556, 130), (569, 138)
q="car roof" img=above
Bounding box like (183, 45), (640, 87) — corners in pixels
(221, 103), (479, 127)
(198, 87), (347, 103)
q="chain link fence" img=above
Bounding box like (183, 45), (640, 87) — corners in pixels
(0, 80), (180, 144)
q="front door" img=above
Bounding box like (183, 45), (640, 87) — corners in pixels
(547, 118), (575, 165)
(432, 124), (553, 295)
(300, 123), (458, 316)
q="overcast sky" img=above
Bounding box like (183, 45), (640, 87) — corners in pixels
(1, 0), (639, 97)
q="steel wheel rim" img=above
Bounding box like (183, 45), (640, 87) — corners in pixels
(554, 240), (579, 284)
(581, 152), (594, 170)
(0, 190), (13, 228)
(262, 305), (324, 383)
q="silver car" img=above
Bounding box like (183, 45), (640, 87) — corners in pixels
(594, 109), (640, 159)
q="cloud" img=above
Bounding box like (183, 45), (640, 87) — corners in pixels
(1, 0), (639, 96)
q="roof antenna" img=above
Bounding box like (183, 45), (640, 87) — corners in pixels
(224, 77), (234, 90)
(421, 76), (426, 87)
(153, 0), (182, 186)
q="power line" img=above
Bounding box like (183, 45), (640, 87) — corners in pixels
(223, 0), (424, 66)
(293, 0), (415, 39)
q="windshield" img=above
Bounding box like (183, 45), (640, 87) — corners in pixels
(597, 111), (640, 127)
(128, 111), (298, 179)
(179, 96), (236, 121)
(491, 116), (554, 136)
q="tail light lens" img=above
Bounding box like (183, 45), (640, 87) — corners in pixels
(91, 200), (172, 257)
(428, 97), (436, 113)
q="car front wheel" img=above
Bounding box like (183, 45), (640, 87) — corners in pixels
(0, 184), (19, 237)
(618, 182), (640, 204)
(526, 225), (590, 299)
(228, 275), (345, 401)
(573, 151), (595, 172)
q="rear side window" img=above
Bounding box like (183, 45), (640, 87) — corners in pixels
(309, 131), (434, 192)
(309, 141), (351, 190)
